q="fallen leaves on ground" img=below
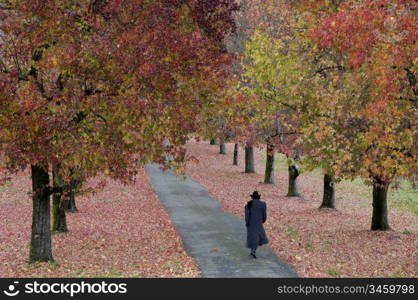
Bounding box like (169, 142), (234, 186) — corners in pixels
(0, 169), (199, 278)
(185, 141), (418, 278)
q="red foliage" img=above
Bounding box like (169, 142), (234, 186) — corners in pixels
(0, 0), (239, 178)
(310, 0), (417, 98)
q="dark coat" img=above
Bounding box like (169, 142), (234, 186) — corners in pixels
(245, 199), (269, 249)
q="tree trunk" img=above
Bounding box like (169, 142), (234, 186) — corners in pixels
(286, 162), (300, 197)
(52, 165), (68, 233)
(264, 143), (275, 184)
(210, 139), (217, 145)
(320, 174), (335, 209)
(66, 169), (78, 212)
(245, 144), (255, 173)
(30, 165), (54, 262)
(371, 178), (391, 231)
(66, 179), (78, 212)
(219, 137), (226, 154)
(233, 143), (238, 166)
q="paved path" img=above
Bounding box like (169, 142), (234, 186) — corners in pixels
(146, 164), (298, 278)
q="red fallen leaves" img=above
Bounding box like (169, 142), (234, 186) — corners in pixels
(185, 141), (418, 278)
(0, 169), (199, 277)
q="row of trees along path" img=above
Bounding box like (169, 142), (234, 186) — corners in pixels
(0, 0), (239, 263)
(0, 0), (416, 269)
(198, 0), (416, 233)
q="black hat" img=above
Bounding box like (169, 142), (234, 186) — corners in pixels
(250, 191), (261, 199)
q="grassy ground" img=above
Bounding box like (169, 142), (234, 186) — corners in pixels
(268, 154), (418, 215)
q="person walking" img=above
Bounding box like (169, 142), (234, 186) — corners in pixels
(245, 191), (269, 259)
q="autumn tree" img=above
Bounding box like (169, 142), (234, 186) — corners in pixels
(0, 0), (238, 262)
(294, 0), (417, 229)
(238, 2), (305, 190)
(222, 0), (260, 172)
(197, 97), (232, 155)
(219, 86), (262, 172)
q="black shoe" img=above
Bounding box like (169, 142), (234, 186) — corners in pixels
(250, 253), (256, 259)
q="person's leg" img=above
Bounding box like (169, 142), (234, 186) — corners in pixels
(250, 247), (257, 258)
